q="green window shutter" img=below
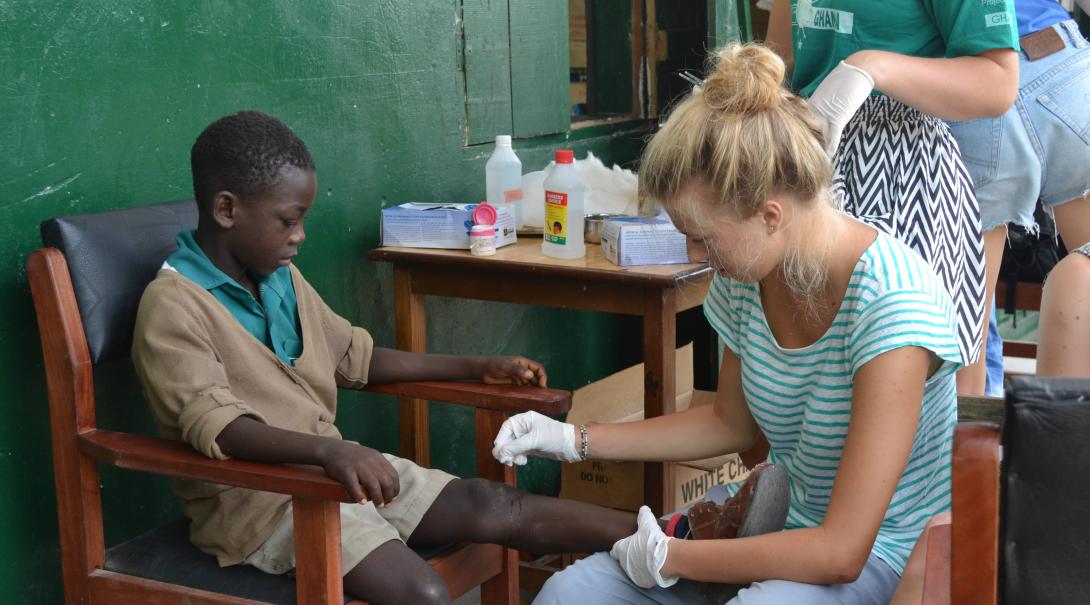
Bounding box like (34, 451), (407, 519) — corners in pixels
(509, 0), (570, 138)
(462, 0), (514, 145)
(591, 0), (635, 116)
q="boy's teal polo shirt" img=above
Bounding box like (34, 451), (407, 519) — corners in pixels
(164, 230), (303, 365)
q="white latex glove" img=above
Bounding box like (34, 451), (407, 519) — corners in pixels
(610, 506), (679, 589)
(806, 61), (875, 157)
(491, 410), (580, 466)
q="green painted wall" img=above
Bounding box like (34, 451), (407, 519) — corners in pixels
(0, 2), (651, 601)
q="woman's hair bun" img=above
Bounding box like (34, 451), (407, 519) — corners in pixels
(702, 44), (787, 115)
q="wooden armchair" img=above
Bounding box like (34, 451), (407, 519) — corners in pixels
(922, 377), (1090, 605)
(994, 280), (1043, 360)
(29, 200), (571, 605)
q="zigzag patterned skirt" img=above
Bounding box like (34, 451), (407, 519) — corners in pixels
(833, 95), (984, 365)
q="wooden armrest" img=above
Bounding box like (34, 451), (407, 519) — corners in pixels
(995, 281), (1042, 312)
(78, 429), (353, 502)
(363, 381), (571, 416)
(951, 422), (1001, 605)
(956, 395), (1004, 425)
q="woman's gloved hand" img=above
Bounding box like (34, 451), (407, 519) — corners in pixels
(807, 60), (875, 157)
(491, 410), (580, 466)
(610, 506), (679, 589)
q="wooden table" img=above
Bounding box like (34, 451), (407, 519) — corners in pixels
(368, 239), (713, 512)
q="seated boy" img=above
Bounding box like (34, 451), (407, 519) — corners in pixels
(131, 110), (635, 604)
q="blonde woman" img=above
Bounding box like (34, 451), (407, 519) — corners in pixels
(494, 44), (960, 604)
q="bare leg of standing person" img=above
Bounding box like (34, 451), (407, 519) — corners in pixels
(1037, 249), (1090, 377)
(1053, 194), (1090, 254)
(1037, 194), (1090, 377)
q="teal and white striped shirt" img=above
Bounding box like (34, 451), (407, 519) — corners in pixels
(704, 230), (960, 574)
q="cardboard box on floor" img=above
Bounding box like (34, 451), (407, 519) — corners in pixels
(560, 345), (750, 513)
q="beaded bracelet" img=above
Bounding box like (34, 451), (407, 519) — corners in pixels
(579, 424), (589, 461)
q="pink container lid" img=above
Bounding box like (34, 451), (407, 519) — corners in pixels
(472, 201), (498, 226)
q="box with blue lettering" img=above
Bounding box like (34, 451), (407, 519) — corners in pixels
(559, 345), (750, 512)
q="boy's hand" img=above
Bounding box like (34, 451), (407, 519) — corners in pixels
(318, 441), (400, 506)
(481, 355), (548, 387)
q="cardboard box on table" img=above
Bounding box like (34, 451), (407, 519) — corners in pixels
(600, 216), (690, 266)
(560, 345), (751, 514)
(380, 202), (517, 249)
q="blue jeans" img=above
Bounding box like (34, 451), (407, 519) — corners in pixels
(534, 551), (900, 605)
(947, 20), (1090, 232)
(986, 300), (1004, 397)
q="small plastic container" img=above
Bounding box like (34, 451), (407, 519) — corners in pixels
(471, 201), (498, 227)
(469, 224), (497, 257)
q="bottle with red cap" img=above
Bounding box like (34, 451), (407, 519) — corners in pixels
(541, 149), (585, 259)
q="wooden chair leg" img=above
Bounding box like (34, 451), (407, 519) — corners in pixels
(476, 408), (518, 605)
(642, 288), (678, 514)
(394, 267), (430, 466)
(293, 497), (343, 605)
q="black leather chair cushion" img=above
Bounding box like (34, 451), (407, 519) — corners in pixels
(106, 517), (454, 604)
(1002, 376), (1090, 604)
(40, 200), (198, 364)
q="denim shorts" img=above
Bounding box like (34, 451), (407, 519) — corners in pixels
(947, 20), (1090, 232)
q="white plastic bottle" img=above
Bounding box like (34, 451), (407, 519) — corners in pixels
(485, 135), (524, 229)
(541, 149), (585, 259)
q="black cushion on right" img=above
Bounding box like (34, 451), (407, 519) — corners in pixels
(1001, 376), (1090, 604)
(40, 199), (198, 364)
(106, 518), (455, 604)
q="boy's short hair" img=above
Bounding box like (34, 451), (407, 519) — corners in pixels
(190, 111), (315, 212)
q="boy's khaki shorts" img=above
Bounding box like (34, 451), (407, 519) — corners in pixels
(243, 453), (456, 576)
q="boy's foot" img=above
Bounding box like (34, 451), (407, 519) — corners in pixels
(667, 463), (789, 540)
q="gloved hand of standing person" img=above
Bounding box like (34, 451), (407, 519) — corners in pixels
(492, 410), (580, 466)
(610, 506), (679, 589)
(807, 60), (875, 157)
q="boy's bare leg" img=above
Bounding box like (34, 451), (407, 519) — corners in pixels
(343, 479), (634, 604)
(407, 479), (637, 554)
(343, 539), (451, 605)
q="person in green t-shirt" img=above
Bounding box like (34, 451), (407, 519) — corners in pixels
(766, 0), (1020, 395)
